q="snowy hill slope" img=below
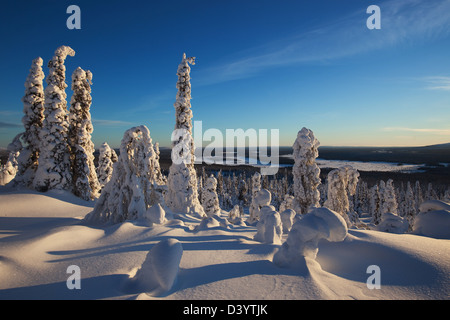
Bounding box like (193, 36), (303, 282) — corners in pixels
(0, 188), (448, 300)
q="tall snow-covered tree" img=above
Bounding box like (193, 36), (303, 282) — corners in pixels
(324, 165), (359, 226)
(97, 142), (117, 189)
(68, 67), (100, 200)
(403, 181), (416, 230)
(370, 183), (382, 224)
(201, 175), (221, 217)
(381, 179), (398, 215)
(34, 45), (75, 192)
(85, 125), (165, 224)
(165, 53), (205, 217)
(248, 172), (262, 223)
(292, 127), (321, 214)
(414, 181), (423, 213)
(15, 57), (45, 187)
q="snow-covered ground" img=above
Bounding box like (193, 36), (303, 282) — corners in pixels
(0, 187), (449, 300)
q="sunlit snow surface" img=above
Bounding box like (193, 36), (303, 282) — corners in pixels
(0, 188), (448, 300)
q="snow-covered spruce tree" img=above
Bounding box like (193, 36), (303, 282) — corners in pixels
(15, 57), (45, 187)
(201, 175), (221, 217)
(68, 67), (100, 200)
(292, 127), (321, 214)
(0, 134), (22, 186)
(248, 172), (262, 223)
(381, 179), (398, 215)
(85, 125), (166, 224)
(414, 181), (423, 214)
(33, 46), (75, 192)
(324, 165), (359, 226)
(425, 182), (438, 201)
(97, 142), (116, 189)
(165, 54), (205, 217)
(403, 181), (416, 230)
(237, 179), (249, 207)
(370, 183), (382, 224)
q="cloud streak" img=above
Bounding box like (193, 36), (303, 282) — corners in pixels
(423, 76), (450, 91)
(0, 121), (22, 129)
(383, 127), (450, 136)
(196, 0), (450, 85)
(92, 119), (133, 127)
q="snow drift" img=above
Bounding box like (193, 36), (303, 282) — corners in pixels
(127, 238), (183, 296)
(0, 188), (449, 300)
(273, 207), (348, 266)
(413, 200), (450, 239)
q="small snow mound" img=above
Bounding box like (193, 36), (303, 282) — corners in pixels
(130, 238), (183, 295)
(376, 212), (409, 234)
(143, 203), (166, 225)
(254, 206), (283, 245)
(413, 209), (450, 239)
(419, 200), (450, 213)
(273, 207), (347, 266)
(195, 216), (221, 231)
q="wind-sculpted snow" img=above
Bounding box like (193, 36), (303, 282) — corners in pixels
(273, 207), (348, 265)
(0, 189), (449, 300)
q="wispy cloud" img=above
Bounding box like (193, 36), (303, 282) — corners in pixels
(92, 119), (133, 127)
(383, 127), (450, 135)
(423, 76), (450, 91)
(196, 0), (450, 85)
(0, 121), (22, 129)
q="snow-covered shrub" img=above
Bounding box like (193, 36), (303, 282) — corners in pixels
(280, 209), (296, 233)
(376, 212), (409, 234)
(228, 204), (245, 225)
(165, 54), (204, 218)
(129, 238), (183, 295)
(68, 67), (100, 200)
(15, 57), (45, 187)
(144, 203), (167, 225)
(254, 205), (283, 245)
(201, 175), (220, 217)
(0, 137), (21, 186)
(85, 125), (165, 224)
(279, 194), (295, 213)
(228, 204), (241, 220)
(324, 165), (359, 226)
(34, 46), (75, 192)
(273, 207), (348, 265)
(248, 188), (271, 224)
(292, 127), (321, 214)
(97, 142), (117, 189)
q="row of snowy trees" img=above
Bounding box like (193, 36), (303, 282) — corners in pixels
(6, 48), (447, 233)
(194, 166), (449, 227)
(2, 46), (117, 201)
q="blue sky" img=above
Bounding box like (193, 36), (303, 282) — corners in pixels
(0, 0), (449, 149)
